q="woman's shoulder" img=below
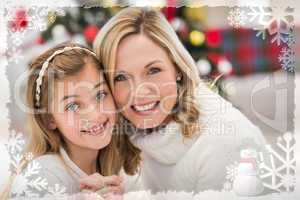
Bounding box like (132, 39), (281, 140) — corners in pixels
(193, 81), (236, 119)
(194, 81), (266, 147)
(182, 82), (267, 172)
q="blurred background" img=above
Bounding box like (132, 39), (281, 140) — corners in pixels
(0, 0), (299, 190)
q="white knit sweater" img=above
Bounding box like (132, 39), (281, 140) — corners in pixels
(9, 147), (137, 198)
(128, 82), (267, 193)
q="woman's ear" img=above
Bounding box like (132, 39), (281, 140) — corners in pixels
(176, 72), (183, 82)
(42, 114), (57, 130)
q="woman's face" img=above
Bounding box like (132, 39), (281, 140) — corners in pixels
(49, 62), (116, 150)
(113, 34), (179, 129)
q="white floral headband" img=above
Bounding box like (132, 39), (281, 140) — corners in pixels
(35, 46), (96, 107)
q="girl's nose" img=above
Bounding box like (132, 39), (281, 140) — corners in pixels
(81, 103), (107, 123)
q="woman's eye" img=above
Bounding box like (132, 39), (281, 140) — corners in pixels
(96, 91), (107, 101)
(148, 67), (161, 75)
(66, 103), (79, 112)
(114, 74), (127, 82)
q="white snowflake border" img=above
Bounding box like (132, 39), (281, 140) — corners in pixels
(227, 5), (295, 46)
(227, 7), (247, 29)
(223, 132), (296, 193)
(5, 131), (68, 198)
(4, 6), (65, 64)
(278, 46), (295, 73)
(227, 6), (295, 73)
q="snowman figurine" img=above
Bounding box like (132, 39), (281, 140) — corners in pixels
(233, 149), (264, 196)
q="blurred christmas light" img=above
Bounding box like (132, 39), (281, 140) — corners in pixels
(71, 34), (87, 46)
(205, 29), (222, 48)
(197, 59), (212, 76)
(83, 25), (99, 44)
(189, 30), (205, 46)
(218, 58), (233, 75)
(51, 24), (70, 43)
(171, 17), (184, 31)
(184, 7), (206, 22)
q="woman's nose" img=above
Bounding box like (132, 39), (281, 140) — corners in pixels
(134, 81), (154, 98)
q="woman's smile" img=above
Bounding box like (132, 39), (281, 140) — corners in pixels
(131, 101), (160, 115)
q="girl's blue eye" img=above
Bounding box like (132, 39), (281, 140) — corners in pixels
(114, 74), (127, 82)
(96, 91), (107, 101)
(66, 103), (79, 112)
(148, 67), (161, 75)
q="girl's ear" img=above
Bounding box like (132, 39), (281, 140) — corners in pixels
(42, 114), (57, 130)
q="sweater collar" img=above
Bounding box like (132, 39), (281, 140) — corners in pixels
(130, 120), (198, 165)
(128, 82), (214, 165)
(59, 146), (88, 180)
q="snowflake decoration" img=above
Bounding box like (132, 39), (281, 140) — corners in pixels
(286, 28), (296, 47)
(11, 161), (48, 197)
(280, 174), (296, 189)
(9, 28), (27, 47)
(223, 132), (296, 193)
(278, 47), (295, 72)
(11, 162), (68, 198)
(247, 4), (294, 45)
(24, 152), (34, 161)
(46, 184), (67, 196)
(4, 6), (65, 31)
(29, 7), (65, 31)
(258, 132), (296, 192)
(227, 7), (247, 29)
(6, 47), (24, 64)
(5, 130), (26, 172)
(4, 6), (65, 63)
(222, 181), (233, 192)
(5, 131), (68, 198)
(5, 130), (25, 154)
(225, 161), (239, 182)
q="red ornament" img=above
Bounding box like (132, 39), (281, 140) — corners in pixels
(83, 25), (99, 44)
(205, 29), (222, 48)
(10, 9), (28, 31)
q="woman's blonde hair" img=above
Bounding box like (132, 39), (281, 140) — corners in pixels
(93, 7), (201, 171)
(1, 42), (124, 199)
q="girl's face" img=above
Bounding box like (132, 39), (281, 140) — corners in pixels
(113, 34), (179, 129)
(49, 62), (116, 150)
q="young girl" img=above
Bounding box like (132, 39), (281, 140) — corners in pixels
(94, 7), (267, 193)
(1, 43), (134, 199)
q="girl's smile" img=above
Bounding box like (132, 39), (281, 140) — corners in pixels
(80, 118), (110, 136)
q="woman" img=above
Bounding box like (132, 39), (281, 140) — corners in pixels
(93, 7), (266, 193)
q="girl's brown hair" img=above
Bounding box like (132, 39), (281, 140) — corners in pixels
(1, 42), (128, 199)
